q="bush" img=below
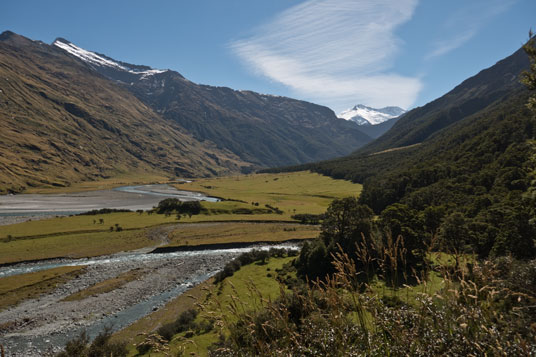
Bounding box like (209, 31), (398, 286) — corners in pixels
(291, 213), (324, 224)
(57, 328), (127, 357)
(157, 308), (199, 341)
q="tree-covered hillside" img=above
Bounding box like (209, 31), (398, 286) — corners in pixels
(266, 40), (536, 261)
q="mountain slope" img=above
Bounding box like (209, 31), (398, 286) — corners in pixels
(350, 116), (402, 139)
(0, 31), (248, 193)
(267, 42), (535, 258)
(280, 43), (531, 189)
(53, 38), (372, 168)
(355, 46), (529, 155)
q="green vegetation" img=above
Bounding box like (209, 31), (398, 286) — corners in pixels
(267, 42), (536, 262)
(0, 266), (85, 311)
(57, 328), (128, 357)
(521, 31), (536, 111)
(154, 198), (202, 218)
(206, 194), (536, 355)
(212, 255), (536, 356)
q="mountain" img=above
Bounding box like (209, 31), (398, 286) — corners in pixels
(338, 104), (405, 125)
(266, 41), (535, 255)
(53, 38), (372, 168)
(0, 31), (249, 193)
(0, 31), (372, 193)
(338, 104), (405, 138)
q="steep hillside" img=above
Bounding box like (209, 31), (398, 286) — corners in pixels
(53, 38), (372, 167)
(267, 42), (536, 258)
(357, 46), (529, 154)
(0, 31), (249, 193)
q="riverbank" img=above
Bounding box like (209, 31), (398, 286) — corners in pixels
(0, 242), (299, 356)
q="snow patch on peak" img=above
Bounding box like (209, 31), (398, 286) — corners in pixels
(53, 39), (167, 78)
(338, 105), (406, 125)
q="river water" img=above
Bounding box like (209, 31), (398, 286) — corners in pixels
(0, 244), (299, 356)
(0, 184), (299, 355)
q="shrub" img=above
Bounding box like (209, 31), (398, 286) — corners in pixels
(156, 308), (199, 341)
(56, 328), (127, 357)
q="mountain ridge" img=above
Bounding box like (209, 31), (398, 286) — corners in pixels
(0, 31), (250, 193)
(0, 31), (372, 192)
(52, 37), (372, 168)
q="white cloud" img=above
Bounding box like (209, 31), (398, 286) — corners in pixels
(231, 0), (422, 111)
(425, 0), (516, 60)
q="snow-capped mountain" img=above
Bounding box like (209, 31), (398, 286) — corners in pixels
(339, 104), (406, 126)
(53, 38), (168, 82)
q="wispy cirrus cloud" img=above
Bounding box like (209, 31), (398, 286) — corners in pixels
(230, 0), (421, 111)
(425, 0), (516, 60)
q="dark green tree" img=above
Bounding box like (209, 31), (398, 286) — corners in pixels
(438, 212), (470, 269)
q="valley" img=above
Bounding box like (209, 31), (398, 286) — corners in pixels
(0, 171), (356, 355)
(0, 7), (535, 355)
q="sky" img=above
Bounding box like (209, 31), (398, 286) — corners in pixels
(2, 0), (535, 113)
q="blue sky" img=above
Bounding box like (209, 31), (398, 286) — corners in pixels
(2, 0), (535, 113)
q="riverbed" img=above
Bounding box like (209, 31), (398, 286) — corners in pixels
(0, 242), (298, 356)
(0, 184), (217, 226)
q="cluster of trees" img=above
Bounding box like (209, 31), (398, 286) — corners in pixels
(154, 198), (202, 217)
(296, 197), (431, 284)
(273, 69), (536, 265)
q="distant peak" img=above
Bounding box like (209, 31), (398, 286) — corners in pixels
(339, 104), (406, 125)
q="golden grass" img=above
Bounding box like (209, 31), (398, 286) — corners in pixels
(0, 265), (85, 311)
(177, 171), (362, 218)
(0, 229), (154, 265)
(63, 268), (145, 302)
(165, 222), (319, 247)
(0, 212), (176, 240)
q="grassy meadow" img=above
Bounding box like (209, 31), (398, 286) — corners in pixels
(0, 171), (361, 264)
(178, 171), (363, 217)
(165, 222), (319, 248)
